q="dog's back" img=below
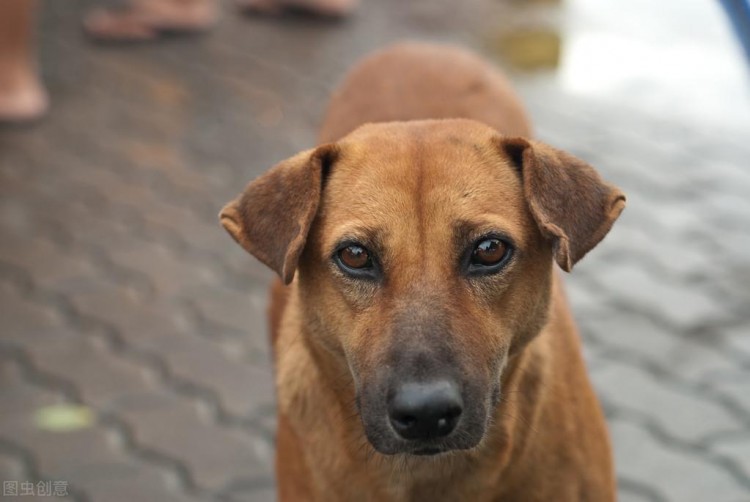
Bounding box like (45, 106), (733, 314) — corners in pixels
(319, 42), (532, 143)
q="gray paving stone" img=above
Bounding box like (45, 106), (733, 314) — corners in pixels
(225, 485), (277, 502)
(610, 419), (748, 502)
(40, 197), (141, 252)
(0, 492), (74, 502)
(12, 427), (186, 502)
(700, 191), (750, 230)
(108, 240), (222, 300)
(715, 260), (750, 315)
(188, 287), (271, 353)
(214, 250), (276, 294)
(617, 486), (663, 502)
(721, 323), (750, 362)
(78, 463), (205, 502)
(0, 364), (184, 501)
(24, 335), (157, 412)
(0, 325), (82, 355)
(0, 237), (98, 295)
(115, 390), (273, 491)
(582, 313), (739, 384)
(66, 288), (188, 346)
(145, 332), (275, 419)
(0, 451), (25, 480)
(710, 434), (750, 480)
(590, 262), (728, 330)
(591, 359), (742, 443)
(694, 160), (750, 201)
(704, 371), (750, 417)
(0, 282), (65, 339)
(564, 275), (612, 316)
(0, 359), (66, 432)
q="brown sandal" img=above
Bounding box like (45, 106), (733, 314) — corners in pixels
(83, 0), (218, 42)
(237, 0), (358, 18)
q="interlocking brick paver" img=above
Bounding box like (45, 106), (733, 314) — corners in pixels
(617, 485), (665, 502)
(66, 282), (180, 330)
(115, 390), (272, 491)
(0, 358), (66, 430)
(591, 359), (743, 443)
(0, 492), (75, 502)
(83, 475), (205, 502)
(10, 426), (192, 502)
(714, 253), (750, 316)
(213, 248), (276, 294)
(224, 485), (278, 502)
(704, 370), (750, 418)
(0, 238), (97, 294)
(64, 281), (273, 419)
(695, 160), (750, 200)
(721, 324), (750, 362)
(24, 335), (157, 411)
(0, 282), (67, 346)
(609, 419), (748, 502)
(188, 287), (270, 349)
(581, 312), (739, 384)
(107, 240), (222, 299)
(711, 434), (750, 479)
(0, 362), (184, 501)
(142, 332), (274, 418)
(562, 275), (612, 317)
(0, 451), (25, 480)
(590, 262), (729, 331)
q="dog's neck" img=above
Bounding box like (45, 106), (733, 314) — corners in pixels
(275, 290), (552, 501)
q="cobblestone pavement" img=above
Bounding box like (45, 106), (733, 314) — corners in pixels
(1, 0), (749, 501)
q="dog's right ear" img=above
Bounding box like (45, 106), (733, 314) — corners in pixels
(219, 144), (339, 285)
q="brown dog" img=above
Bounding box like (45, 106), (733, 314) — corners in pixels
(220, 42), (625, 501)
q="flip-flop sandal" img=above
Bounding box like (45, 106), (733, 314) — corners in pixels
(237, 0), (357, 18)
(83, 5), (217, 42)
(236, 0), (284, 16)
(0, 113), (46, 129)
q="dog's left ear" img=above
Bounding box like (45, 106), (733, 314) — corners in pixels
(219, 144), (338, 284)
(498, 137), (626, 272)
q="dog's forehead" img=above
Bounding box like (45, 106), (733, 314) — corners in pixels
(332, 121), (517, 195)
(319, 120), (532, 243)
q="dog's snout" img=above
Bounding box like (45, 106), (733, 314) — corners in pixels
(388, 380), (463, 441)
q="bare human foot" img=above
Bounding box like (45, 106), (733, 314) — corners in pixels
(237, 0), (358, 18)
(0, 0), (48, 123)
(0, 70), (48, 123)
(83, 0), (219, 42)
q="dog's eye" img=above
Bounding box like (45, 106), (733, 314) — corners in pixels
(338, 244), (373, 270)
(469, 238), (511, 272)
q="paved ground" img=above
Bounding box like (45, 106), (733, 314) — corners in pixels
(1, 0), (749, 501)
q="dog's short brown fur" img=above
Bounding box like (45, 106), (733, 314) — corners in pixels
(221, 43), (625, 501)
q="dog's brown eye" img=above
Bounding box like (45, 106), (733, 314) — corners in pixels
(471, 238), (508, 266)
(338, 245), (372, 269)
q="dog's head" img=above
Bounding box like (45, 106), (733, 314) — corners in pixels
(221, 119), (625, 456)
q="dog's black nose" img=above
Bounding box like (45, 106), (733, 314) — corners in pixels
(388, 380), (463, 441)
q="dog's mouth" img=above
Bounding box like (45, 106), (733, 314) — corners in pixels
(411, 446), (446, 456)
(362, 419), (485, 456)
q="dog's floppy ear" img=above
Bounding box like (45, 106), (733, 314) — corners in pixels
(219, 144), (338, 284)
(498, 137), (626, 272)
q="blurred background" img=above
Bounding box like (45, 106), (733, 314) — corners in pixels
(1, 0), (749, 501)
